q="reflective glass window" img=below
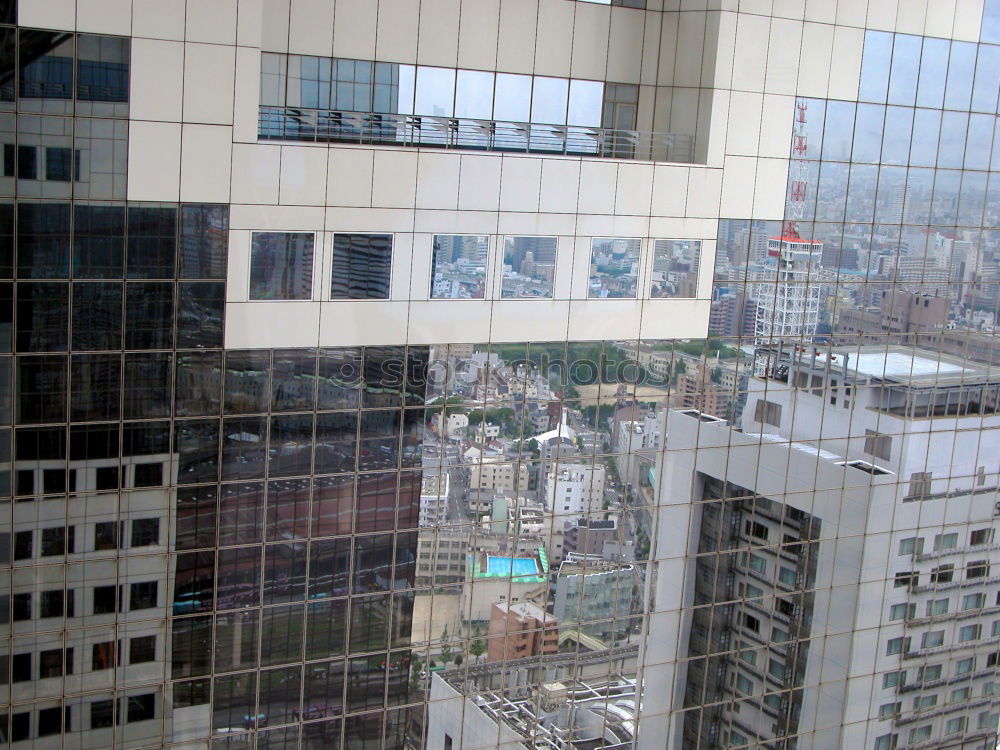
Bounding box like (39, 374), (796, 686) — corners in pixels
(73, 203), (124, 278)
(430, 234), (488, 299)
(493, 73), (531, 122)
(179, 204), (228, 279)
(454, 70), (494, 119)
(17, 281), (68, 352)
(413, 66), (454, 117)
(126, 204), (176, 279)
(858, 31), (892, 103)
(568, 79), (604, 127)
(651, 239), (701, 298)
(249, 231), (315, 301)
(177, 282), (224, 349)
(330, 233), (392, 300)
(501, 236), (557, 299)
(17, 202), (70, 278)
(588, 238), (641, 298)
(531, 76), (569, 125)
(124, 282), (173, 350)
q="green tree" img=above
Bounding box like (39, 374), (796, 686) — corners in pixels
(469, 626), (487, 663)
(439, 626), (454, 665)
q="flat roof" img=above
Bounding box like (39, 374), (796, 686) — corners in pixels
(803, 345), (995, 386)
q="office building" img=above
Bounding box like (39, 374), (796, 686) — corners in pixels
(3, 0), (999, 749)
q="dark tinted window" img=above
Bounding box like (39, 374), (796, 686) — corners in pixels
(179, 204), (228, 279)
(330, 233), (392, 299)
(249, 231), (314, 300)
(126, 204), (176, 279)
(71, 282), (122, 351)
(17, 203), (70, 278)
(73, 203), (124, 278)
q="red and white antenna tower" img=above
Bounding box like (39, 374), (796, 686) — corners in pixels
(784, 99), (809, 240)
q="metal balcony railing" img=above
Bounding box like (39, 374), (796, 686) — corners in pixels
(258, 106), (697, 164)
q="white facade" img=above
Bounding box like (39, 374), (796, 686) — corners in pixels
(545, 464), (607, 518)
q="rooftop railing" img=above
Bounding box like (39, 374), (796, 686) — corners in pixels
(259, 106), (696, 164)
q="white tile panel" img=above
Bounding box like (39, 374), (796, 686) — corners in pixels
(497, 0), (538, 74)
(498, 158), (542, 212)
(739, 0), (773, 15)
(758, 94), (794, 158)
(233, 46), (261, 143)
(287, 0), (335, 56)
(77, 0), (132, 35)
(539, 159), (582, 214)
(607, 7), (645, 83)
(770, 0), (804, 19)
(230, 204), (325, 230)
(534, 0), (575, 77)
(179, 124), (233, 203)
(415, 152), (461, 210)
(751, 157), (789, 219)
(132, 0), (186, 40)
(639, 10), (662, 86)
(577, 161), (618, 215)
(388, 232), (414, 300)
(674, 11), (707, 87)
(651, 165), (689, 217)
(835, 0), (868, 27)
(615, 163), (654, 216)
(952, 0), (984, 41)
(409, 234), (435, 300)
(895, 0), (927, 35)
(332, 0), (377, 61)
(575, 213), (649, 238)
(376, 0), (420, 64)
(724, 90), (763, 156)
(183, 43), (236, 125)
(407, 301), (494, 344)
(458, 155), (503, 212)
(568, 300), (645, 340)
(731, 12), (770, 93)
(225, 230), (251, 303)
(497, 211), (576, 237)
(417, 0), (461, 67)
(647, 216), (716, 239)
(457, 0), (500, 70)
(327, 148), (374, 208)
(230, 143), (280, 204)
(703, 87), (729, 167)
(257, 0), (288, 50)
(765, 17), (802, 95)
(185, 0), (238, 45)
(803, 0), (836, 23)
(279, 145), (329, 206)
(489, 301), (570, 342)
(413, 210), (497, 235)
(318, 301), (411, 345)
(129, 39), (184, 122)
(796, 22), (834, 99)
(657, 12), (678, 85)
(828, 25), (864, 102)
(865, 0), (898, 31)
(324, 207), (414, 233)
(639, 299), (711, 339)
(570, 2), (611, 80)
(371, 150), (418, 208)
(925, 0), (958, 38)
(127, 121), (181, 201)
(227, 302), (322, 348)
(719, 155), (756, 218)
(18, 0), (75, 30)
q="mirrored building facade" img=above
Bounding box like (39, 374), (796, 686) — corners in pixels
(2, 0), (999, 749)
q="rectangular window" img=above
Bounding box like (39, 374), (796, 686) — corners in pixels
(886, 636), (910, 655)
(17, 145), (37, 180)
(944, 717), (966, 735)
(925, 598), (949, 616)
(967, 560), (990, 579)
(93, 585), (118, 614)
(249, 231), (315, 300)
(971, 528), (995, 546)
(39, 648), (69, 678)
(917, 664), (942, 682)
(864, 429), (891, 460)
(950, 686), (971, 702)
(753, 399), (782, 427)
(882, 670), (906, 689)
(908, 727), (932, 743)
(94, 521), (119, 550)
(37, 706), (70, 736)
(878, 702), (900, 719)
(330, 232), (392, 299)
(11, 653), (30, 681)
(40, 526), (72, 556)
(889, 603), (914, 621)
(735, 674), (753, 694)
(129, 635), (155, 664)
(650, 239), (701, 298)
(959, 624), (981, 642)
(930, 564), (953, 583)
(40, 589), (70, 618)
(898, 536), (923, 555)
(874, 735), (897, 750)
(894, 571), (917, 589)
(131, 518), (159, 547)
(92, 641), (115, 670)
(746, 553), (766, 574)
(430, 235), (488, 299)
(933, 532), (958, 551)
(744, 520), (768, 540)
(588, 237), (641, 298)
(920, 630), (944, 649)
(500, 236), (557, 299)
(956, 657), (975, 674)
(129, 581), (158, 610)
(767, 659), (786, 679)
(778, 568), (797, 586)
(908, 471), (932, 498)
(126, 694), (155, 722)
(962, 593), (986, 611)
(45, 146), (78, 181)
(90, 699), (115, 729)
(134, 462), (163, 488)
(913, 695), (937, 710)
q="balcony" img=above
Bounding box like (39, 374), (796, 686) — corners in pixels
(259, 106), (696, 164)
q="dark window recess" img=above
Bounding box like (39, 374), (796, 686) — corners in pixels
(37, 706), (71, 736)
(39, 647), (70, 678)
(90, 699), (115, 729)
(95, 466), (120, 491)
(130, 581), (158, 610)
(93, 584), (118, 614)
(41, 526), (74, 556)
(126, 205), (177, 279)
(71, 282), (123, 352)
(73, 203), (125, 279)
(249, 232), (314, 300)
(330, 233), (392, 299)
(126, 694), (155, 723)
(179, 204), (229, 279)
(11, 652), (30, 681)
(13, 530), (31, 559)
(11, 592), (31, 620)
(131, 518), (159, 547)
(124, 282), (174, 350)
(40, 589), (70, 618)
(2, 143), (11, 176)
(129, 635), (156, 664)
(16, 145), (37, 180)
(931, 565), (954, 584)
(134, 462), (163, 488)
(968, 560), (990, 579)
(95, 521), (119, 550)
(45, 147), (79, 181)
(15, 469), (32, 496)
(92, 641), (116, 670)
(10, 712), (29, 742)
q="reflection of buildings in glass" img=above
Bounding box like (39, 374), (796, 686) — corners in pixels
(751, 236), (823, 347)
(650, 239), (700, 298)
(589, 238), (640, 298)
(431, 234), (487, 299)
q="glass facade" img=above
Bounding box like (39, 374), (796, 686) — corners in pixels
(3, 2), (1000, 750)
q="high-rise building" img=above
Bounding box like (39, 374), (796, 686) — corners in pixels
(3, 1), (999, 749)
